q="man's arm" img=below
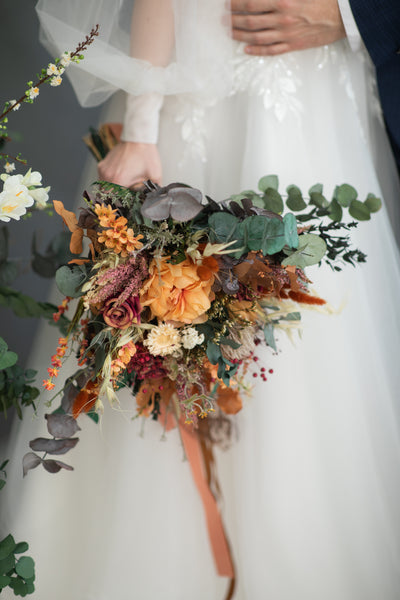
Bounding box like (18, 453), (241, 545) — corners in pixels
(230, 0), (346, 56)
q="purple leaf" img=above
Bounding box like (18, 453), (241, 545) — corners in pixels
(22, 452), (42, 477)
(45, 414), (81, 438)
(141, 185), (203, 222)
(29, 437), (79, 455)
(61, 379), (79, 413)
(42, 459), (74, 474)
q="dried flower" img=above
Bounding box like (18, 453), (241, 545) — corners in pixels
(102, 296), (141, 330)
(144, 323), (182, 356)
(181, 328), (205, 350)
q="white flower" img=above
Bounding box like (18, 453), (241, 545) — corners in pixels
(28, 87), (39, 100)
(60, 52), (71, 68)
(46, 63), (59, 76)
(50, 75), (62, 87)
(57, 66), (65, 75)
(144, 323), (181, 356)
(9, 99), (20, 111)
(21, 168), (42, 187)
(181, 327), (205, 350)
(0, 178), (34, 222)
(4, 162), (15, 174)
(29, 186), (50, 208)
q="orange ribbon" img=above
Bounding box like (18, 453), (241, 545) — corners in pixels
(159, 403), (235, 598)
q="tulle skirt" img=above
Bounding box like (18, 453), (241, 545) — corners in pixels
(2, 40), (400, 599)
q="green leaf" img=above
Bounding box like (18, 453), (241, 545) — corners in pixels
(0, 351), (18, 370)
(349, 199), (371, 221)
(0, 261), (18, 286)
(15, 557), (35, 580)
(0, 553), (15, 575)
(55, 265), (87, 298)
(364, 194), (382, 213)
(336, 184), (357, 207)
(282, 311), (301, 321)
(286, 185), (306, 212)
(282, 233), (327, 268)
(328, 199), (343, 222)
(0, 337), (8, 354)
(0, 480), (5, 490)
(310, 192), (328, 209)
(208, 213), (238, 244)
(262, 188), (284, 214)
(13, 543), (29, 555)
(0, 228), (9, 264)
(308, 183), (323, 195)
(283, 213), (299, 248)
(31, 254), (57, 279)
(0, 535), (15, 561)
(0, 574), (11, 589)
(258, 175), (278, 192)
(206, 341), (221, 365)
(264, 323), (277, 351)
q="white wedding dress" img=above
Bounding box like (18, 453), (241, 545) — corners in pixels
(2, 33), (400, 600)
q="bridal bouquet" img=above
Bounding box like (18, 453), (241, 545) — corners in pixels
(22, 171), (380, 474)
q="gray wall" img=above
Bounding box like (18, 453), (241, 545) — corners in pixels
(1, 2), (102, 435)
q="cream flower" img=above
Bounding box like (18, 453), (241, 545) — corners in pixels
(29, 186), (50, 207)
(60, 52), (71, 68)
(50, 75), (63, 87)
(4, 162), (15, 174)
(0, 179), (34, 222)
(181, 327), (205, 350)
(144, 324), (181, 356)
(28, 87), (39, 100)
(9, 99), (20, 111)
(47, 63), (59, 76)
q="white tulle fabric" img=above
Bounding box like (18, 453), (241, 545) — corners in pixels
(2, 37), (400, 600)
(35, 0), (233, 106)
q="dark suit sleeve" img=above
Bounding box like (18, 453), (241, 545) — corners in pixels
(349, 0), (400, 171)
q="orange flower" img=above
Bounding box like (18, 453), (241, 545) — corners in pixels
(140, 255), (216, 324)
(43, 379), (56, 391)
(51, 355), (62, 368)
(47, 367), (59, 377)
(94, 203), (117, 227)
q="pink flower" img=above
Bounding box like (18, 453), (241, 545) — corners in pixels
(102, 296), (141, 330)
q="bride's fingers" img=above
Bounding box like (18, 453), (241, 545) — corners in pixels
(230, 12), (281, 32)
(231, 27), (284, 45)
(230, 0), (276, 12)
(245, 42), (291, 56)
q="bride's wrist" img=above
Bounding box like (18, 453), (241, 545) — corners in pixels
(121, 93), (164, 145)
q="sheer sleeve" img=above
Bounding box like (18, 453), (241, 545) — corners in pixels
(35, 0), (233, 108)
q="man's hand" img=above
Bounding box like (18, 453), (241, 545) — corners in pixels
(230, 0), (346, 56)
(98, 142), (162, 188)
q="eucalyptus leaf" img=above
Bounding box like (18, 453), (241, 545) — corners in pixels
(29, 437), (79, 455)
(364, 194), (382, 213)
(0, 338), (7, 354)
(310, 192), (328, 209)
(283, 213), (299, 248)
(262, 188), (284, 214)
(22, 453), (42, 477)
(42, 459), (74, 474)
(0, 535), (15, 561)
(264, 323), (277, 351)
(45, 414), (81, 438)
(258, 175), (279, 192)
(336, 184), (357, 207)
(349, 199), (371, 221)
(208, 213), (238, 243)
(0, 553), (15, 576)
(55, 265), (87, 298)
(308, 183), (323, 195)
(286, 185), (306, 212)
(0, 574), (11, 589)
(0, 351), (18, 370)
(328, 199), (343, 222)
(206, 341), (221, 365)
(15, 556), (35, 580)
(13, 543), (29, 555)
(282, 233), (327, 268)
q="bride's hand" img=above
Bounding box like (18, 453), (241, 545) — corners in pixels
(98, 142), (162, 188)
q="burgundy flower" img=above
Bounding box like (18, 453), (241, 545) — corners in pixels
(102, 296), (141, 330)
